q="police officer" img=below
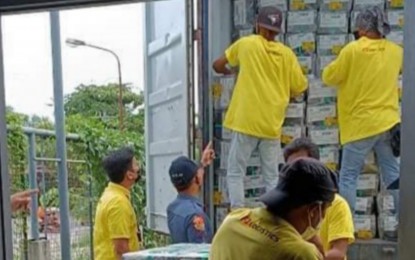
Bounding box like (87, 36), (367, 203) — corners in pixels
(167, 142), (215, 243)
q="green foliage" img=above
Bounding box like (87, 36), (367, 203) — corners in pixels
(7, 82), (170, 256)
(64, 83), (144, 134)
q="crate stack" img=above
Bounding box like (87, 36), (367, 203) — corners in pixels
(213, 0), (405, 235)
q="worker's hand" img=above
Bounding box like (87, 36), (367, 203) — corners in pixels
(10, 189), (39, 213)
(200, 141), (215, 167)
(309, 235), (325, 257)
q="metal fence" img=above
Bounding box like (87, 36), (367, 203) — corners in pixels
(9, 127), (94, 260)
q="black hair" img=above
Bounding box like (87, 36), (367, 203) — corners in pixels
(283, 138), (320, 162)
(102, 147), (135, 184)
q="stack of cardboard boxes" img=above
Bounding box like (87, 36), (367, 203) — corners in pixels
(212, 0), (404, 241)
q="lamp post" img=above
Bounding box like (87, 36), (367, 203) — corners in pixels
(66, 38), (124, 132)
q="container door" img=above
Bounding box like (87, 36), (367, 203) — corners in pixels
(144, 0), (194, 233)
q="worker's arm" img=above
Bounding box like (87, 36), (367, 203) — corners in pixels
(325, 239), (349, 260)
(112, 239), (130, 260)
(322, 46), (351, 87)
(212, 55), (233, 75)
(290, 53), (308, 97)
(212, 38), (243, 75)
(186, 214), (208, 243)
(10, 189), (38, 213)
(200, 141), (215, 167)
(309, 235), (325, 256)
(324, 197), (355, 260)
(108, 201), (134, 258)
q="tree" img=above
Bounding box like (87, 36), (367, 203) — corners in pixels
(64, 83), (144, 133)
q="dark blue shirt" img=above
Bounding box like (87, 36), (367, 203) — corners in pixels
(167, 194), (213, 244)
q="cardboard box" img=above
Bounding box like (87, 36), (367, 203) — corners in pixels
(355, 197), (375, 215)
(386, 0), (405, 9)
(287, 10), (317, 33)
(287, 33), (316, 55)
(286, 102), (306, 118)
(212, 76), (235, 110)
(319, 0), (352, 11)
(309, 127), (339, 145)
(354, 215), (377, 240)
(244, 170), (264, 189)
(388, 10), (404, 30)
(317, 34), (348, 56)
(282, 125), (304, 144)
(259, 0), (289, 11)
(378, 213), (398, 242)
(319, 145), (339, 169)
(297, 55), (315, 75)
(306, 104), (337, 124)
(353, 0), (385, 11)
(288, 0), (319, 11)
(357, 173), (379, 197)
(386, 30), (403, 46)
(123, 244), (210, 259)
(233, 0), (256, 27)
(318, 11), (349, 34)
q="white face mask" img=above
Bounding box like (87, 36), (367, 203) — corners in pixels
(301, 203), (323, 240)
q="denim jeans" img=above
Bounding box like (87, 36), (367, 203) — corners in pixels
(339, 131), (400, 214)
(227, 132), (281, 208)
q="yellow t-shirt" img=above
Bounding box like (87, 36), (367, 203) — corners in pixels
(224, 35), (308, 139)
(94, 183), (140, 260)
(319, 194), (355, 253)
(322, 37), (402, 144)
(209, 208), (322, 260)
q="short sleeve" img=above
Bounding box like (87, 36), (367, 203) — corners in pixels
(107, 199), (133, 239)
(185, 214), (208, 243)
(327, 198), (355, 245)
(225, 38), (245, 67)
(288, 242), (323, 260)
(322, 45), (352, 87)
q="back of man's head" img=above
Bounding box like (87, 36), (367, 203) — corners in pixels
(102, 147), (135, 184)
(261, 158), (337, 216)
(283, 137), (320, 163)
(355, 6), (391, 38)
(169, 156), (199, 191)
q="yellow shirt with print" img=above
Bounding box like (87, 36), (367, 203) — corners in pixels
(319, 194), (355, 253)
(322, 37), (402, 145)
(210, 208), (322, 260)
(94, 183), (140, 260)
(224, 35), (308, 139)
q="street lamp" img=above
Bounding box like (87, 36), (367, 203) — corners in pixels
(65, 38), (124, 132)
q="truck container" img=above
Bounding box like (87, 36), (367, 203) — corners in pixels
(142, 0), (404, 259)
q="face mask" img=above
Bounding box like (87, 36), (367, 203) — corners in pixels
(301, 203), (323, 240)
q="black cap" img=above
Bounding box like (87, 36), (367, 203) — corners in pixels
(257, 6), (283, 32)
(260, 158), (337, 209)
(169, 156), (200, 187)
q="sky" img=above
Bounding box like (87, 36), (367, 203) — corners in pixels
(1, 3), (144, 119)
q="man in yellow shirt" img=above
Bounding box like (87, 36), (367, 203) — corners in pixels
(210, 158), (337, 260)
(322, 6), (402, 214)
(94, 147), (141, 260)
(283, 138), (354, 260)
(212, 6), (308, 209)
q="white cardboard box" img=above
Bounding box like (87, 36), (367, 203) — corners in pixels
(309, 127), (339, 145)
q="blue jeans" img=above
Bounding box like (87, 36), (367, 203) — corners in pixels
(227, 132), (281, 208)
(339, 131), (400, 214)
